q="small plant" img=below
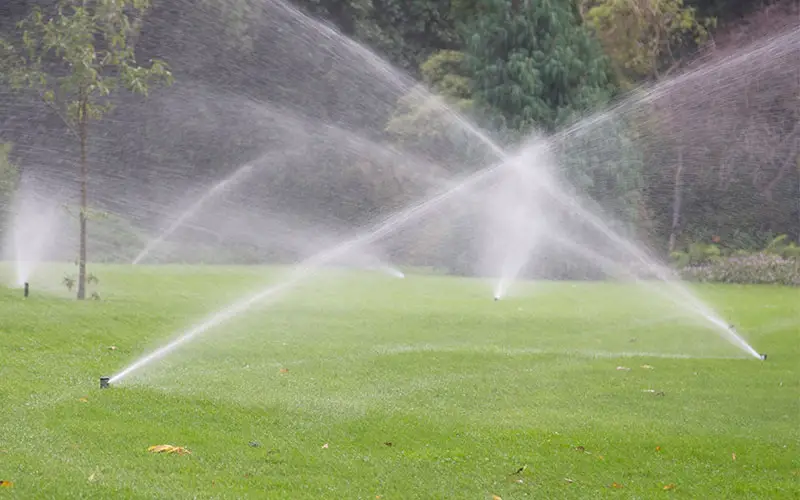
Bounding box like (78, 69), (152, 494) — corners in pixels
(63, 275), (76, 292)
(87, 273), (99, 285)
(91, 292), (101, 300)
(670, 242), (721, 269)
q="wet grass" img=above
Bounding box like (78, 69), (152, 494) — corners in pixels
(0, 264), (798, 498)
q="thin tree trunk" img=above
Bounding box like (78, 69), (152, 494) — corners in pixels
(77, 99), (88, 300)
(668, 148), (684, 253)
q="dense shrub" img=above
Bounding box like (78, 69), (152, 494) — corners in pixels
(680, 253), (800, 286)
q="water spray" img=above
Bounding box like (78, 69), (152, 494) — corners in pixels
(23, 282), (29, 298)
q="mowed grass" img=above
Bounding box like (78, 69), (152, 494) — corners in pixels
(0, 264), (798, 499)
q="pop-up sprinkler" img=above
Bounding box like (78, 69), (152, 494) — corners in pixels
(100, 377), (110, 389)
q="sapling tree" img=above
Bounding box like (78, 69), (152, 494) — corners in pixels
(0, 0), (173, 299)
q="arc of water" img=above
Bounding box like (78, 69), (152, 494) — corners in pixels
(132, 163), (256, 265)
(109, 158), (508, 384)
(111, 5), (786, 381)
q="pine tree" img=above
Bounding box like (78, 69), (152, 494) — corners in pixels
(465, 0), (615, 134)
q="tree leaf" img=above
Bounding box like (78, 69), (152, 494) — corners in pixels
(663, 483), (676, 490)
(147, 444), (191, 455)
(0, 481), (12, 487)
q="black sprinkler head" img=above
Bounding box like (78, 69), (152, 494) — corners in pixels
(23, 282), (29, 298)
(493, 296), (499, 301)
(100, 376), (110, 389)
(760, 354), (767, 361)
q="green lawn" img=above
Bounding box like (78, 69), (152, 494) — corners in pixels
(0, 264), (797, 498)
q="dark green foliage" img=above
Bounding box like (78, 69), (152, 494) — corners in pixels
(367, 0), (460, 71)
(464, 0), (615, 134)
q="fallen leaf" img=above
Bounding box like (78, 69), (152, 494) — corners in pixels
(78, 397), (89, 403)
(492, 495), (502, 500)
(279, 368), (289, 374)
(108, 346), (117, 351)
(616, 366), (631, 371)
(575, 446), (586, 452)
(564, 478), (574, 484)
(732, 452), (736, 461)
(147, 444), (191, 455)
(656, 446), (661, 452)
(383, 442), (393, 447)
(515, 479), (523, 484)
(641, 364), (654, 369)
(611, 482), (623, 489)
(0, 481), (11, 487)
(321, 443), (329, 449)
(663, 483), (676, 490)
(598, 455), (604, 460)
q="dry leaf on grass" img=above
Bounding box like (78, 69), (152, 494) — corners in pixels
(0, 481), (12, 487)
(656, 446), (661, 452)
(147, 444), (191, 455)
(78, 397), (89, 403)
(564, 478), (574, 484)
(492, 495), (502, 500)
(641, 364), (654, 369)
(732, 452), (736, 461)
(321, 443), (329, 449)
(611, 482), (623, 489)
(108, 346), (117, 351)
(383, 442), (393, 447)
(663, 483), (676, 490)
(279, 368), (289, 374)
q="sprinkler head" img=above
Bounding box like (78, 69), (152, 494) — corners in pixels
(760, 353), (767, 361)
(493, 295), (499, 301)
(100, 376), (110, 389)
(23, 282), (29, 298)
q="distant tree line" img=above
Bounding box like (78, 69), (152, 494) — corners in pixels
(0, 0), (798, 280)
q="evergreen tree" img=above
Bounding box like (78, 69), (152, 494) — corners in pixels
(464, 0), (615, 134)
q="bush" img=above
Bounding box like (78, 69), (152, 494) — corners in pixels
(670, 242), (722, 268)
(680, 253), (800, 286)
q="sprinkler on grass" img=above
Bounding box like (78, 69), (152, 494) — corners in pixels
(23, 282), (29, 298)
(100, 376), (110, 389)
(729, 324), (766, 360)
(493, 295), (499, 301)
